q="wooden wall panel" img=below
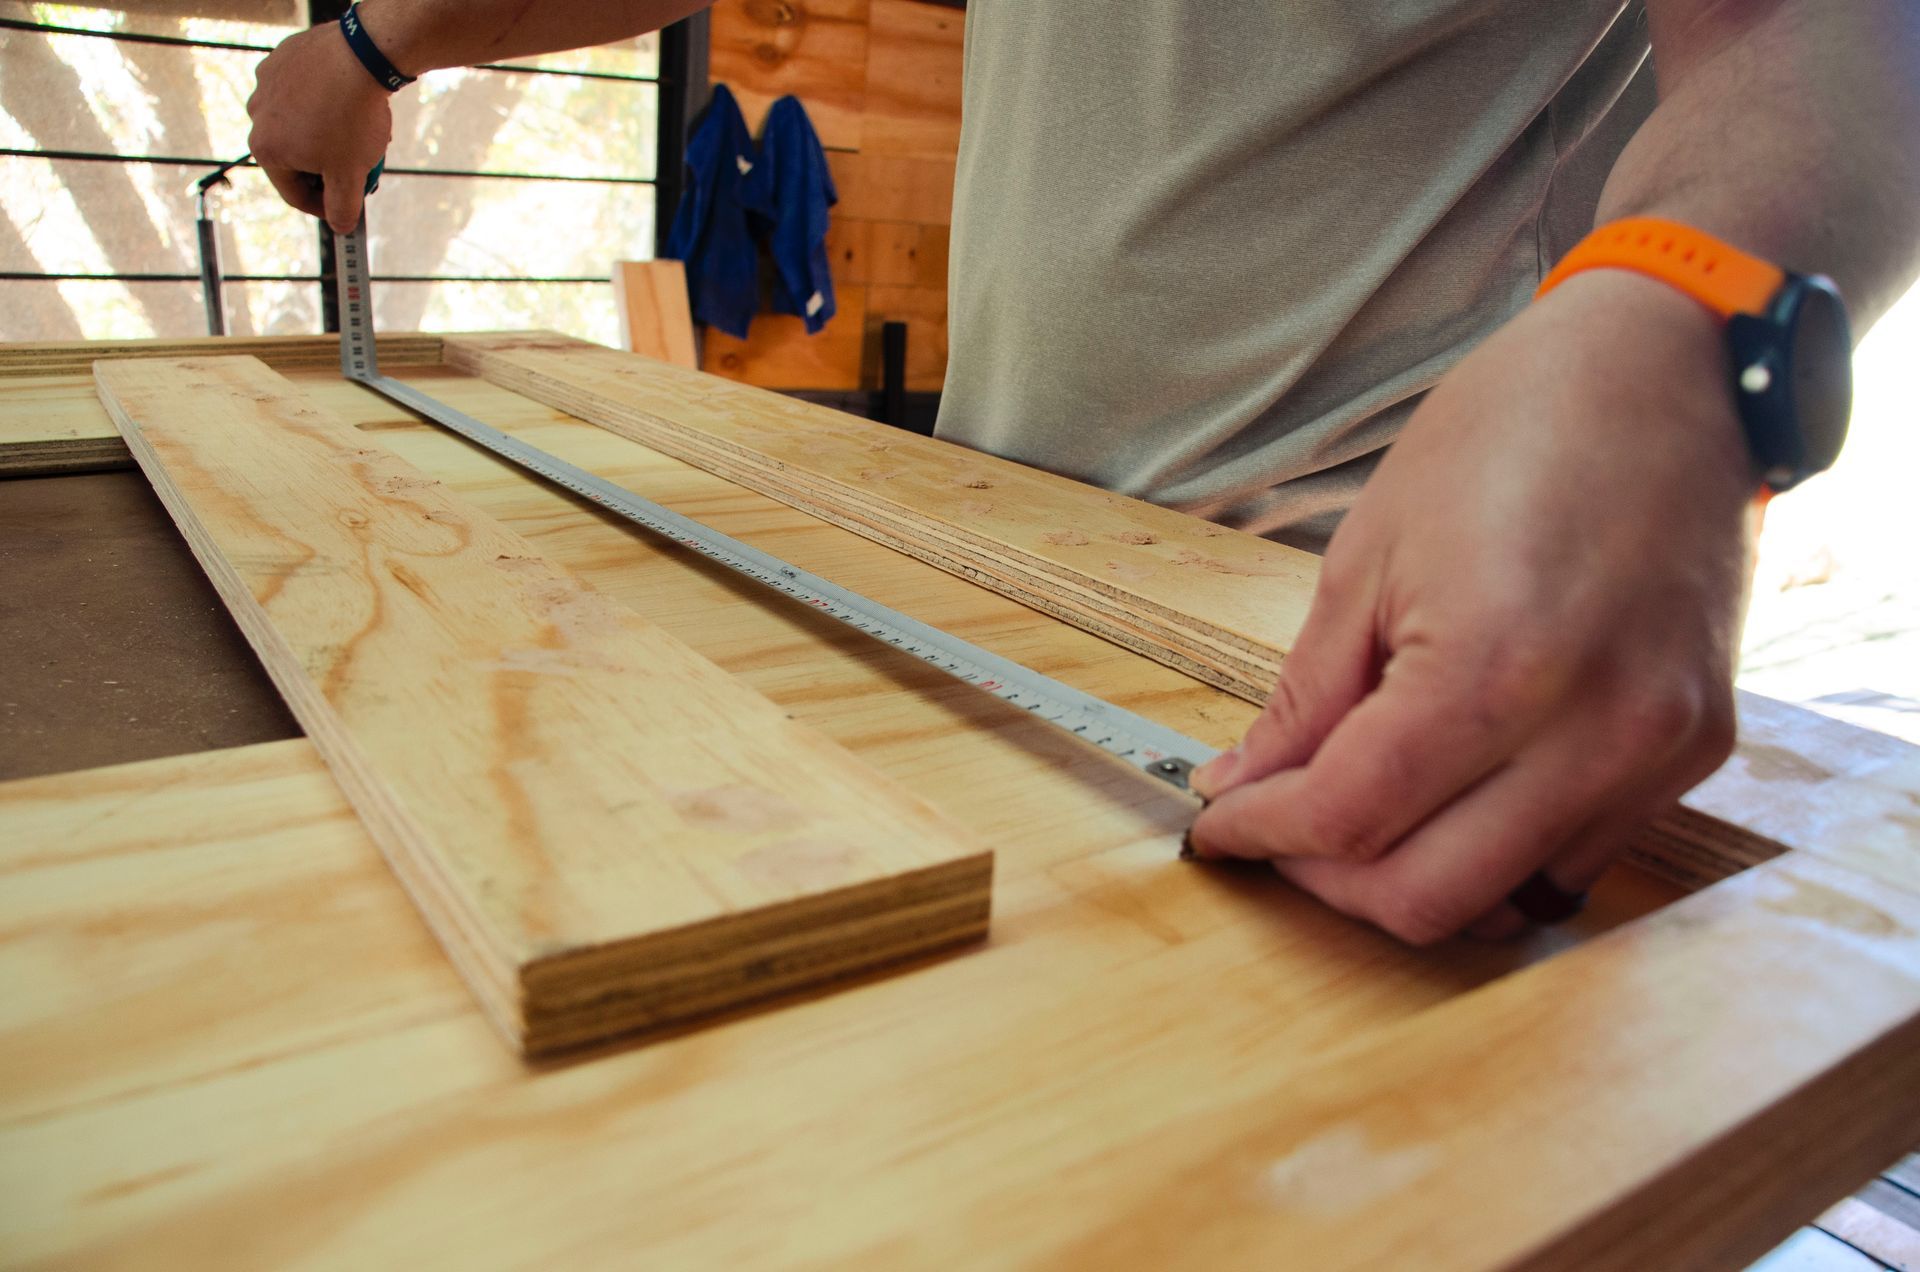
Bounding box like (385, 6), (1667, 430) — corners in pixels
(708, 0), (871, 151)
(862, 0), (966, 156)
(703, 0), (962, 392)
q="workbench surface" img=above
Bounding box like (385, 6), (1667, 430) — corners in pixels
(3, 350), (1918, 1270)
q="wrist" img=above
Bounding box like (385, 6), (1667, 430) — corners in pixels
(340, 1), (423, 84)
(1531, 268), (1755, 492)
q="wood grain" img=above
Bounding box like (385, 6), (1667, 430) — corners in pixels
(441, 334), (1919, 894)
(10, 359), (1920, 1266)
(93, 355), (990, 1055)
(0, 337), (445, 476)
(828, 151), (956, 225)
(0, 332), (442, 378)
(611, 259), (698, 367)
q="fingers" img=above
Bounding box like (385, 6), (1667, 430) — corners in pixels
(1190, 566), (1376, 800)
(260, 163), (324, 221)
(1259, 683), (1734, 946)
(1266, 723), (1627, 946)
(1464, 711), (1735, 937)
(1190, 640), (1553, 865)
(321, 169), (366, 236)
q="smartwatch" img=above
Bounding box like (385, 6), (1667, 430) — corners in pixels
(1536, 217), (1853, 493)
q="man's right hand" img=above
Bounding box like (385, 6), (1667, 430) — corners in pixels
(247, 21), (394, 235)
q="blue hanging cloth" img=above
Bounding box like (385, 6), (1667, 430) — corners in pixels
(740, 95), (838, 334)
(662, 84), (760, 340)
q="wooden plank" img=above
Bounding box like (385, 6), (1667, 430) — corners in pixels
(861, 0), (965, 157)
(0, 336), (448, 476)
(11, 359), (1920, 1266)
(708, 0), (870, 151)
(703, 284), (869, 389)
(93, 355), (990, 1055)
(611, 259), (698, 367)
(0, 332), (442, 378)
(4, 740), (1917, 1268)
(440, 335), (1920, 895)
(1050, 853), (1920, 1272)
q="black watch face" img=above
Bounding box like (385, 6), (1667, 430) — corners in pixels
(1787, 277), (1853, 474)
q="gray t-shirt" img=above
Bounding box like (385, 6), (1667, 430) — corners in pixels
(935, 1), (1655, 551)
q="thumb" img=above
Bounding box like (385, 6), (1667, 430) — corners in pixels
(1191, 571), (1376, 801)
(322, 170), (364, 236)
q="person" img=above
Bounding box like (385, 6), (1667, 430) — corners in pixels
(248, 0), (1920, 943)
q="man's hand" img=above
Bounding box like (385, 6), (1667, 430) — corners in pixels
(247, 21), (393, 235)
(1188, 270), (1755, 944)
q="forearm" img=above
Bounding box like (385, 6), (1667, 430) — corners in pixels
(354, 0), (712, 76)
(1600, 0), (1920, 330)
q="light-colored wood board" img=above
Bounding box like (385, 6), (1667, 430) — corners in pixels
(709, 0), (870, 151)
(441, 335), (1920, 895)
(1047, 852), (1920, 1272)
(94, 356), (990, 1054)
(828, 150), (956, 224)
(0, 336), (457, 476)
(443, 333), (1318, 686)
(0, 332), (442, 378)
(703, 284), (869, 389)
(861, 0), (965, 157)
(10, 359), (1920, 1266)
(0, 374), (131, 474)
(610, 259), (698, 367)
(2, 739), (1914, 1269)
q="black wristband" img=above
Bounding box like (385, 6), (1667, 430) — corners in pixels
(339, 4), (415, 93)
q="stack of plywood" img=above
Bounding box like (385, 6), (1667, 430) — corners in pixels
(94, 355), (991, 1056)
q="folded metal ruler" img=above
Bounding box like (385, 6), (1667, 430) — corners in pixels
(333, 220), (1218, 791)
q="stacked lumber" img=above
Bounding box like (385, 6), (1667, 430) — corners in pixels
(0, 332), (442, 378)
(443, 334), (1864, 891)
(445, 333), (1318, 700)
(95, 355), (991, 1055)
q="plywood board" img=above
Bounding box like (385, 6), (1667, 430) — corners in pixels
(10, 357), (1920, 1266)
(441, 335), (1917, 893)
(611, 259), (698, 367)
(0, 336), (449, 475)
(93, 355), (990, 1055)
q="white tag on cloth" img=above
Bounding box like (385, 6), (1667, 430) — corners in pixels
(735, 155), (753, 175)
(806, 291), (825, 317)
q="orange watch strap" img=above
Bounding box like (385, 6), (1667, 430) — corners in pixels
(1536, 217), (1785, 319)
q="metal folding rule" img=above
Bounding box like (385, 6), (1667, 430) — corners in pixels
(333, 219), (1217, 791)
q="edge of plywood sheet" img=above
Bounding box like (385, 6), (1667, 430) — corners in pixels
(94, 354), (991, 1056)
(1050, 851), (1920, 1271)
(0, 332), (444, 378)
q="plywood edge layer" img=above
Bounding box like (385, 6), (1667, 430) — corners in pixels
(95, 354), (993, 1057)
(0, 332), (446, 378)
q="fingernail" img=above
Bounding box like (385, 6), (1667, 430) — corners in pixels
(1189, 747), (1238, 801)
